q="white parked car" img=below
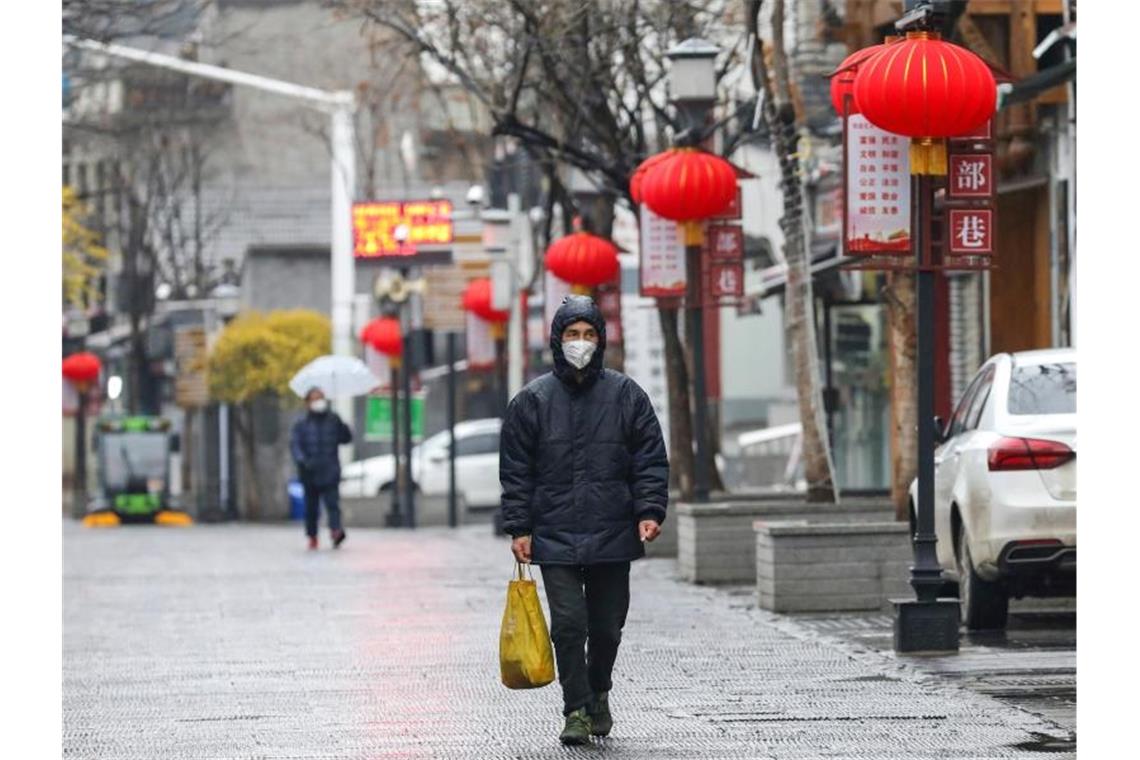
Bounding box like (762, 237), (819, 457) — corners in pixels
(909, 348), (1076, 630)
(340, 418), (503, 509)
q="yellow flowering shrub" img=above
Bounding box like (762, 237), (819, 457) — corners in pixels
(207, 309), (331, 403)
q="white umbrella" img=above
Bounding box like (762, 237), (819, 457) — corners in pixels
(289, 355), (381, 399)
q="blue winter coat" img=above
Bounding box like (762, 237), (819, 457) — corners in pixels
(290, 411), (352, 488)
(499, 295), (669, 565)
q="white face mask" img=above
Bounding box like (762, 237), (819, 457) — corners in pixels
(562, 339), (597, 370)
(308, 398), (329, 413)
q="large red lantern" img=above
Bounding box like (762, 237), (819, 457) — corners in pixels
(360, 317), (403, 361)
(853, 31), (996, 174)
(545, 232), (620, 294)
(62, 352), (102, 390)
(640, 148), (737, 243)
(462, 278), (509, 324)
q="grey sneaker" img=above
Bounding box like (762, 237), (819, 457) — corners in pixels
(559, 707), (593, 746)
(588, 691), (613, 736)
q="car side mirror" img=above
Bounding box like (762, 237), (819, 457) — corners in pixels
(933, 416), (947, 444)
(429, 450), (447, 464)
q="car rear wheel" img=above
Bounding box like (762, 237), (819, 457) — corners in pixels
(955, 522), (1008, 630)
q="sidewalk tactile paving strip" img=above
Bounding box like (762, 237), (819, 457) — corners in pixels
(65, 523), (1073, 759)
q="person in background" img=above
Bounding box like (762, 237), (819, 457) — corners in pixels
(290, 387), (352, 550)
(499, 295), (669, 746)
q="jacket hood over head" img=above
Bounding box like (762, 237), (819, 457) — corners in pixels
(549, 295), (607, 385)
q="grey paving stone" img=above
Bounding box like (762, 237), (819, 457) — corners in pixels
(64, 522), (1072, 759)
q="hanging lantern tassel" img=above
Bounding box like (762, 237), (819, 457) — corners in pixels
(910, 137), (948, 176)
(490, 322), (506, 340)
(680, 220), (705, 247)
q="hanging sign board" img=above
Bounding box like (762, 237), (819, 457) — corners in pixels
(638, 205), (686, 297)
(843, 114), (911, 257)
(423, 260), (490, 331)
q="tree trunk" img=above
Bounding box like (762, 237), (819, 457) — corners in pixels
(234, 402), (262, 521)
(658, 306), (693, 496)
(884, 271), (918, 520)
(752, 0), (838, 503)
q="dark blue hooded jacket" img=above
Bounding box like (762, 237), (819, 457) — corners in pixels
(499, 295), (669, 565)
(290, 409), (352, 488)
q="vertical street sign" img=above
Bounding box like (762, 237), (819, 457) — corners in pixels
(948, 154), (994, 200)
(843, 114), (912, 256)
(947, 209), (994, 255)
(638, 205), (687, 297)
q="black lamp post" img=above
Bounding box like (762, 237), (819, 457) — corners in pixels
(890, 0), (961, 654)
(667, 38), (720, 503)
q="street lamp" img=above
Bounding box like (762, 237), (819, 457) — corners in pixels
(211, 282), (241, 520)
(667, 37), (720, 503)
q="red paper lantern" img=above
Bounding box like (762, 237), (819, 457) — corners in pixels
(629, 150), (676, 205)
(829, 42), (890, 116)
(462, 278), (509, 323)
(360, 317), (403, 358)
(545, 232), (620, 291)
(853, 31), (996, 173)
(640, 148), (737, 224)
(62, 352), (102, 387)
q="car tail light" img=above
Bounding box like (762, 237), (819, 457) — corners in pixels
(987, 437), (1075, 471)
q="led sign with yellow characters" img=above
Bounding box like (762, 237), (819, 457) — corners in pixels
(352, 200), (454, 261)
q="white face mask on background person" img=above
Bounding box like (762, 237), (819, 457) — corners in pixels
(308, 398), (329, 413)
(562, 339), (597, 370)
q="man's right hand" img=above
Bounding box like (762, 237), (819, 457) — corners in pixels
(511, 535), (532, 564)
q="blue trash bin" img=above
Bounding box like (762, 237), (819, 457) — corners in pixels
(287, 480), (305, 521)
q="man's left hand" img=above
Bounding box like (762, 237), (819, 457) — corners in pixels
(639, 519), (661, 543)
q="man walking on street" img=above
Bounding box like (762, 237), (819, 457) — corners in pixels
(499, 295), (669, 746)
(290, 387), (353, 550)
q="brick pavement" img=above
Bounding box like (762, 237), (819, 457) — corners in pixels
(63, 523), (1074, 759)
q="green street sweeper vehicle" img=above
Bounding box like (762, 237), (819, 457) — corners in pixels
(82, 416), (192, 527)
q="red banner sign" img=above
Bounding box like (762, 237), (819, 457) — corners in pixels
(704, 224), (744, 262)
(947, 209), (994, 255)
(948, 154), (994, 200)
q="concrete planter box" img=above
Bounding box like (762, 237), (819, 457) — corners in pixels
(677, 496), (896, 584)
(341, 493), (468, 528)
(755, 520), (913, 613)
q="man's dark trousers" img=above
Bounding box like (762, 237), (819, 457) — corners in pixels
(540, 562), (631, 715)
(302, 482), (343, 538)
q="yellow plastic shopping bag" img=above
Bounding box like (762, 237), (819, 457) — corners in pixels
(499, 562), (556, 689)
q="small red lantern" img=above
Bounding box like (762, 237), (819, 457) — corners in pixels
(360, 317), (403, 360)
(545, 232), (620, 294)
(640, 148), (737, 244)
(62, 352), (102, 390)
(629, 150), (676, 205)
(462, 278), (510, 324)
(853, 31), (996, 174)
(829, 41), (894, 116)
